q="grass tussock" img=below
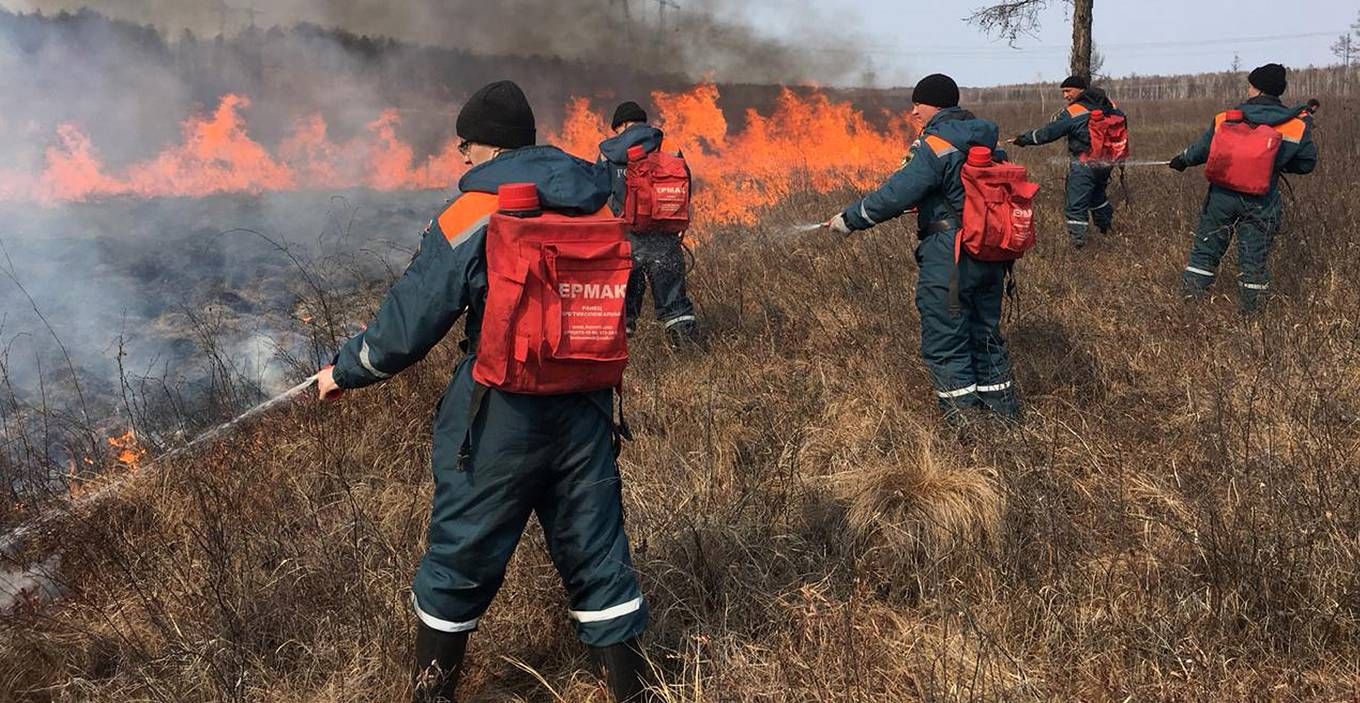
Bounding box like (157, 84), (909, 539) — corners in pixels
(3, 97), (1360, 701)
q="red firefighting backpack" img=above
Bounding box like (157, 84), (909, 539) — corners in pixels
(958, 146), (1042, 262)
(623, 144), (691, 234)
(1083, 109), (1130, 164)
(474, 183), (632, 395)
(1204, 109), (1283, 196)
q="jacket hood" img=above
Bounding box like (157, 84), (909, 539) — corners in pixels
(926, 107), (999, 152)
(599, 124), (665, 164)
(1078, 87), (1116, 111)
(1240, 95), (1302, 126)
(458, 144), (613, 214)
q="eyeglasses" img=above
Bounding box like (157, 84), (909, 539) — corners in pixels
(457, 140), (471, 156)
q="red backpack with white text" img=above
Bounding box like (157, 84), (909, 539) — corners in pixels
(623, 144), (691, 234)
(958, 146), (1042, 262)
(474, 183), (632, 394)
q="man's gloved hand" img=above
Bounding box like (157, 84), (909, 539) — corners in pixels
(1012, 133), (1034, 147)
(826, 213), (852, 234)
(1168, 155), (1189, 172)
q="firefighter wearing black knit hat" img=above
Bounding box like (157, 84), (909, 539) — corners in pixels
(318, 80), (653, 703)
(1012, 76), (1126, 248)
(1167, 63), (1317, 313)
(824, 72), (1021, 425)
(597, 100), (701, 347)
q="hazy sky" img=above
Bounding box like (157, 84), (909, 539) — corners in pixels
(3, 0), (1356, 86)
(740, 0), (1359, 86)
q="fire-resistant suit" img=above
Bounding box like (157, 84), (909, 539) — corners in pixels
(597, 124), (697, 337)
(1172, 95), (1317, 312)
(1014, 88), (1125, 246)
(331, 145), (648, 648)
(840, 107), (1019, 421)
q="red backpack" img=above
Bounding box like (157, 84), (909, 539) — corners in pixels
(474, 183), (632, 395)
(958, 146), (1042, 262)
(1204, 109), (1282, 196)
(623, 144), (691, 234)
(1083, 109), (1130, 164)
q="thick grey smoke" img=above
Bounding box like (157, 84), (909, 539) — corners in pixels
(0, 0), (861, 85)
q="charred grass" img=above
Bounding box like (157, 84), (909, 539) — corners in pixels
(2, 98), (1360, 701)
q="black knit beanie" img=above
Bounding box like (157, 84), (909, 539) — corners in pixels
(1248, 63), (1287, 97)
(610, 101), (648, 130)
(1060, 75), (1089, 90)
(911, 74), (959, 108)
(456, 80), (536, 149)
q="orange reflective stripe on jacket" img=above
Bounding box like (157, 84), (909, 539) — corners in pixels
(1214, 111), (1306, 143)
(437, 192), (500, 246)
(924, 134), (957, 157)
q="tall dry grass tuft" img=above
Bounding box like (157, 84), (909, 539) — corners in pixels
(833, 430), (1003, 568)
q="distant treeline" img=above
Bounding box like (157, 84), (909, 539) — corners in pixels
(964, 66), (1353, 105)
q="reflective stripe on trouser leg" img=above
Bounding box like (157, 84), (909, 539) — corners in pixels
(1184, 190), (1237, 296)
(1235, 196), (1279, 312)
(412, 592), (479, 633)
(916, 232), (979, 413)
(538, 390), (648, 647)
(414, 360), (548, 636)
(1088, 166), (1114, 231)
(636, 231), (696, 324)
(962, 254), (1018, 418)
(1065, 163), (1097, 241)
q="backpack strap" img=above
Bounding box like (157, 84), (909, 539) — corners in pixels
(456, 382), (491, 471)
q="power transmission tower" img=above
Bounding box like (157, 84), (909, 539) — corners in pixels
(240, 5), (264, 30)
(612, 0), (634, 55)
(655, 0), (679, 49)
(212, 0), (230, 37)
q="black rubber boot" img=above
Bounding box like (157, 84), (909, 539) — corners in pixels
(589, 638), (652, 702)
(412, 624), (468, 703)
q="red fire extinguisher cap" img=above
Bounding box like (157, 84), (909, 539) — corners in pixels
(498, 183), (540, 213)
(966, 145), (993, 166)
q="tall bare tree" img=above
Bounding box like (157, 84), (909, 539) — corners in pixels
(968, 0), (1096, 79)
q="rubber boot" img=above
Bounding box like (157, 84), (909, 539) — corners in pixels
(413, 623), (468, 703)
(666, 320), (704, 351)
(589, 637), (652, 702)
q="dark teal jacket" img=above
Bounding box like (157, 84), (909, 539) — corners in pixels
(1023, 88), (1122, 158)
(597, 124), (665, 217)
(332, 145), (612, 390)
(842, 107), (1003, 235)
(1178, 95), (1317, 196)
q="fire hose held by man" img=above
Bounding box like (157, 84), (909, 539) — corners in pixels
(1167, 63), (1317, 314)
(597, 101), (701, 348)
(1011, 75), (1130, 249)
(315, 80), (653, 703)
(825, 73), (1036, 426)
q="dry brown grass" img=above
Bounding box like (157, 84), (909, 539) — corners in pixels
(3, 96), (1360, 702)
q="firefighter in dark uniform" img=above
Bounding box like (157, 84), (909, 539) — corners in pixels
(1011, 75), (1122, 248)
(597, 101), (700, 346)
(1168, 63), (1317, 313)
(826, 74), (1020, 424)
(316, 81), (653, 703)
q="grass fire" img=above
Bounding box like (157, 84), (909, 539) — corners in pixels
(2, 3), (1359, 702)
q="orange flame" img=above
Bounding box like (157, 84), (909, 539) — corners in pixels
(107, 431), (147, 472)
(2, 85), (914, 230)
